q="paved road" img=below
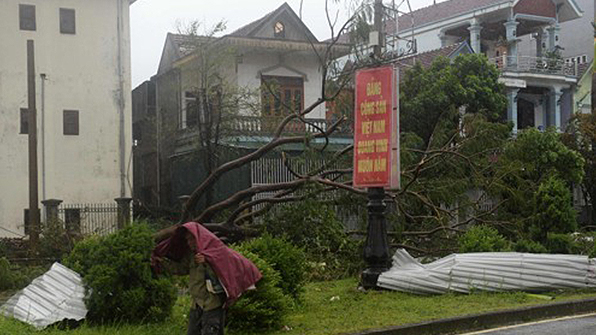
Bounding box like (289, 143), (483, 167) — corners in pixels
(462, 313), (596, 335)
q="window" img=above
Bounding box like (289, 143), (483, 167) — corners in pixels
(59, 8), (76, 34)
(19, 4), (36, 31)
(274, 21), (285, 39)
(63, 110), (79, 135)
(182, 91), (197, 129)
(20, 108), (29, 134)
(582, 55), (587, 63)
(261, 76), (304, 116)
(182, 88), (221, 129)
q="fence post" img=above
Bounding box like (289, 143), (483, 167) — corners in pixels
(41, 199), (62, 223)
(115, 197), (133, 229)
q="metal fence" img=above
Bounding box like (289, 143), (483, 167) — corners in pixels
(249, 156), (364, 229)
(57, 203), (119, 236)
(491, 55), (577, 77)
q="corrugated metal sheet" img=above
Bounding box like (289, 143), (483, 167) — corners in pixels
(0, 263), (87, 329)
(378, 249), (596, 294)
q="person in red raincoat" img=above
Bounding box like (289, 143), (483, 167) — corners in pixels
(152, 222), (262, 335)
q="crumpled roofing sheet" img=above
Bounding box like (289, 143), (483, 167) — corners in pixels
(1, 262), (87, 329)
(378, 249), (596, 294)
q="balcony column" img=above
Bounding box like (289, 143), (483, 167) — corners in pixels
(507, 88), (520, 135)
(547, 24), (561, 51)
(535, 30), (544, 57)
(549, 87), (563, 131)
(439, 31), (448, 47)
(468, 19), (482, 53)
(504, 19), (519, 64)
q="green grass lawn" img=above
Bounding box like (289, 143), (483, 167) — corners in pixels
(2, 278), (596, 335)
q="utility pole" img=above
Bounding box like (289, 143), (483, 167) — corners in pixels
(27, 40), (40, 249)
(361, 0), (391, 289)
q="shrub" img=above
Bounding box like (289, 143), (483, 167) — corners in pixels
(545, 233), (579, 254)
(0, 240), (7, 258)
(63, 224), (177, 324)
(529, 176), (577, 243)
(458, 225), (510, 253)
(590, 242), (596, 258)
(237, 234), (306, 301)
(512, 239), (548, 254)
(39, 219), (76, 261)
(0, 258), (15, 291)
(227, 249), (290, 332)
(262, 198), (363, 280)
(572, 232), (596, 256)
(0, 258), (50, 292)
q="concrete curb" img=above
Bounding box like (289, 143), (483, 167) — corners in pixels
(349, 297), (596, 335)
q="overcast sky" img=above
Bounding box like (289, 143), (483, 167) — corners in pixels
(130, 0), (437, 87)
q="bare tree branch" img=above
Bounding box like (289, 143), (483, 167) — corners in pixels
(182, 116), (346, 221)
(193, 179), (309, 223)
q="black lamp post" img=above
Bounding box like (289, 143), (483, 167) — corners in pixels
(361, 187), (391, 289)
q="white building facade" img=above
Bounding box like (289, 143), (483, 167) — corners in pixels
(0, 0), (134, 237)
(388, 0), (590, 134)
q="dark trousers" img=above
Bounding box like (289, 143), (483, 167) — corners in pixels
(187, 306), (225, 335)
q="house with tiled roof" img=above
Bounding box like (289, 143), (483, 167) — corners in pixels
(393, 0), (592, 132)
(339, 0), (591, 134)
(392, 41), (474, 78)
(132, 2), (350, 210)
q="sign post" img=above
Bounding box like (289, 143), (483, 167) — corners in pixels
(354, 65), (400, 289)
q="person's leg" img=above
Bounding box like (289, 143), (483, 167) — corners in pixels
(201, 307), (225, 335)
(187, 306), (203, 335)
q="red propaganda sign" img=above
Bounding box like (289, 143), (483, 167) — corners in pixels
(353, 66), (400, 189)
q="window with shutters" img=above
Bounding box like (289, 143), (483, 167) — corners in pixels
(63, 110), (79, 135)
(19, 4), (36, 31)
(60, 8), (76, 34)
(20, 108), (29, 134)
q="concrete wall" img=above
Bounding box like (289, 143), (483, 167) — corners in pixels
(517, 0), (593, 60)
(558, 0), (594, 60)
(0, 0), (132, 237)
(237, 50), (325, 119)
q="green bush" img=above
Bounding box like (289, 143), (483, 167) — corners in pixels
(39, 219), (76, 261)
(512, 239), (548, 253)
(262, 198), (363, 280)
(237, 234), (306, 301)
(545, 233), (579, 254)
(0, 258), (15, 291)
(590, 241), (596, 258)
(0, 240), (7, 258)
(227, 249), (290, 332)
(458, 225), (510, 253)
(0, 258), (50, 292)
(529, 176), (578, 243)
(63, 224), (177, 324)
(572, 232), (596, 256)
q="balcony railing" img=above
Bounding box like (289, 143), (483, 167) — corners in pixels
(490, 56), (577, 77)
(230, 116), (353, 135)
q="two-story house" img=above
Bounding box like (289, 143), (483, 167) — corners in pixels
(0, 1), (135, 237)
(387, 0), (591, 134)
(132, 3), (350, 213)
